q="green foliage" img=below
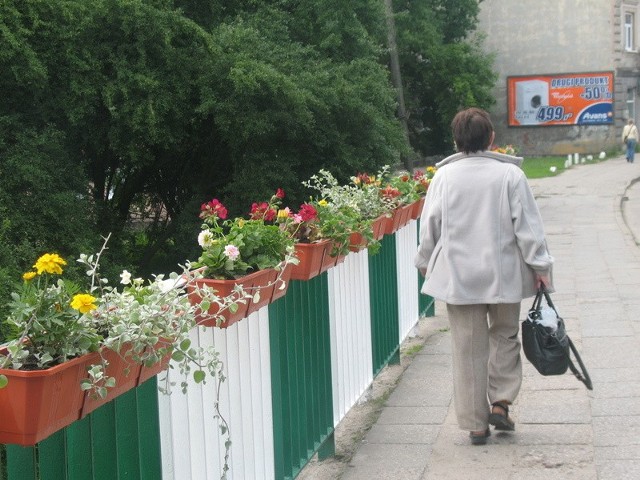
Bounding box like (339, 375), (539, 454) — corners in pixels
(393, 0), (497, 155)
(0, 0), (489, 288)
(303, 169), (385, 255)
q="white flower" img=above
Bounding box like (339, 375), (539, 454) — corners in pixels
(223, 244), (240, 260)
(120, 270), (132, 285)
(198, 230), (214, 248)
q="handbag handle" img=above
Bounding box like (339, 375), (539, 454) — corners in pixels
(531, 284), (559, 316)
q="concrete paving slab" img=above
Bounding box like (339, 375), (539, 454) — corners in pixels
(588, 367), (640, 383)
(341, 443), (431, 480)
(596, 460), (640, 480)
(592, 416), (640, 446)
(364, 423), (440, 444)
(517, 390), (592, 424)
(377, 406), (449, 425)
(594, 444), (640, 461)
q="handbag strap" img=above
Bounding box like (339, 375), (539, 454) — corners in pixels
(567, 337), (594, 390)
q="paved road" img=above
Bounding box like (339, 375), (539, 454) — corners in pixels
(324, 155), (640, 479)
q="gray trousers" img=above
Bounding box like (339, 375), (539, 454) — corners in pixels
(446, 303), (522, 431)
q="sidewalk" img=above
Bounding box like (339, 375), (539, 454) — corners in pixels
(304, 155), (640, 480)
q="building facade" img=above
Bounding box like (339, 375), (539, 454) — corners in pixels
(477, 0), (640, 155)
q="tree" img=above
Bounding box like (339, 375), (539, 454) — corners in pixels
(393, 0), (497, 156)
(0, 0), (408, 278)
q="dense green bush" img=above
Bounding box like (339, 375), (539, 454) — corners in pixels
(0, 0), (495, 320)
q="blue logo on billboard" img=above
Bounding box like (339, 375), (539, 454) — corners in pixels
(576, 103), (613, 124)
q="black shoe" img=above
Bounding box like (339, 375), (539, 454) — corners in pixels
(469, 428), (491, 445)
(489, 402), (515, 431)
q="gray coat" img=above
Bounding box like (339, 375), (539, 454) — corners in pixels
(414, 151), (554, 305)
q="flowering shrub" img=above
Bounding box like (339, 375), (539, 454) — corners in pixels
(276, 201), (324, 244)
(406, 167), (437, 197)
(350, 171), (391, 219)
(0, 237), (237, 398)
(0, 253), (102, 373)
(194, 195), (296, 280)
(303, 170), (382, 255)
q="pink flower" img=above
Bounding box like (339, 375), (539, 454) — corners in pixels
(275, 188), (285, 199)
(223, 244), (240, 260)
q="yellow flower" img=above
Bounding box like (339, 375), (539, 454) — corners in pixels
(22, 271), (37, 281)
(33, 253), (67, 275)
(317, 199), (328, 207)
(277, 208), (290, 220)
(70, 293), (98, 314)
(237, 218), (245, 228)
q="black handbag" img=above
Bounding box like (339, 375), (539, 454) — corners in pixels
(521, 288), (593, 390)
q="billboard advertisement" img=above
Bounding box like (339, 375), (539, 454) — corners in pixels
(507, 72), (614, 127)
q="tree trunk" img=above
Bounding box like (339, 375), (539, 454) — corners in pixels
(383, 0), (413, 172)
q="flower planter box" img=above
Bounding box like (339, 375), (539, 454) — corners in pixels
(398, 203), (414, 228)
(410, 197), (425, 220)
(372, 214), (388, 240)
(0, 352), (100, 446)
(188, 266), (291, 328)
(382, 207), (403, 235)
(0, 342), (170, 446)
(290, 240), (344, 281)
(82, 342), (170, 417)
(382, 205), (414, 235)
(348, 232), (367, 252)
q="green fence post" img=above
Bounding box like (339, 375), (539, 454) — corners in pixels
(368, 235), (400, 376)
(269, 274), (334, 480)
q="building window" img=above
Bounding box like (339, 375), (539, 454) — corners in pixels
(628, 88), (635, 121)
(625, 12), (635, 51)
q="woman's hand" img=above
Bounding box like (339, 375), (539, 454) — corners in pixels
(535, 273), (550, 289)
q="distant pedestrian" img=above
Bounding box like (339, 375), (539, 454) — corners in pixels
(622, 119), (638, 163)
(415, 107), (554, 445)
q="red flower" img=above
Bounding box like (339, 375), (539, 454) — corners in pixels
(381, 185), (401, 199)
(275, 188), (285, 199)
(355, 173), (375, 185)
(199, 199), (228, 220)
(250, 202), (277, 221)
(298, 203), (318, 222)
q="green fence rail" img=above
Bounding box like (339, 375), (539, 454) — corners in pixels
(269, 275), (334, 480)
(0, 377), (161, 480)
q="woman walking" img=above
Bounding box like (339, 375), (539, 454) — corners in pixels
(622, 119), (638, 163)
(415, 108), (554, 445)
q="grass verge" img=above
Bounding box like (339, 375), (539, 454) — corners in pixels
(522, 152), (616, 179)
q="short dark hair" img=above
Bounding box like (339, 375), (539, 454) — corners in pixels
(451, 108), (494, 154)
